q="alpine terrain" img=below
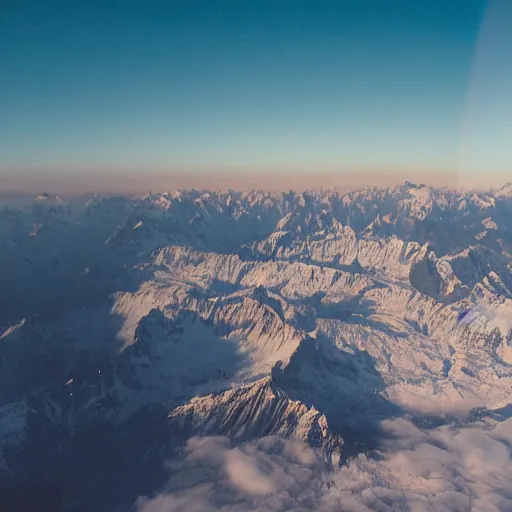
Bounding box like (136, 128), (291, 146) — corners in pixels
(1, 182), (512, 511)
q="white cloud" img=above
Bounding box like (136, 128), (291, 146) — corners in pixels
(136, 416), (512, 512)
(136, 436), (323, 512)
(225, 448), (277, 495)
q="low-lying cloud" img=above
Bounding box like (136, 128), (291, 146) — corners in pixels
(135, 435), (324, 512)
(136, 416), (512, 512)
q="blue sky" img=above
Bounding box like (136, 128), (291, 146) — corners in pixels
(2, 0), (505, 182)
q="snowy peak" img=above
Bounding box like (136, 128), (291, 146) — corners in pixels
(168, 376), (342, 462)
(496, 182), (512, 197)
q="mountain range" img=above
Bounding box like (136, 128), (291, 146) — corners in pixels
(1, 182), (512, 511)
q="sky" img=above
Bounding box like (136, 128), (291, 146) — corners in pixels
(1, 0), (511, 190)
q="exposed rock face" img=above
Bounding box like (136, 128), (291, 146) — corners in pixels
(169, 376), (343, 466)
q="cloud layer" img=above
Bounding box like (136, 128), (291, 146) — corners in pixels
(136, 416), (512, 512)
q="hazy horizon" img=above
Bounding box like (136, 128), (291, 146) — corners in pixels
(2, 170), (512, 197)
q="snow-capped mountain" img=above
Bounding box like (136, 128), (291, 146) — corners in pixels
(1, 183), (512, 511)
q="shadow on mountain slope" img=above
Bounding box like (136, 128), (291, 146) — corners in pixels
(0, 306), (250, 512)
(0, 226), (142, 329)
(272, 333), (402, 463)
(0, 404), (183, 512)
